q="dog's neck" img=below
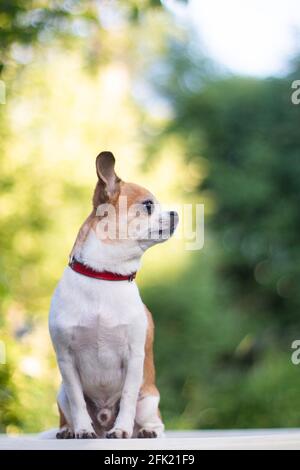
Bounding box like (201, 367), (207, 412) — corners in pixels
(74, 229), (143, 276)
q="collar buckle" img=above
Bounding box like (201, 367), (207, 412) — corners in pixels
(128, 273), (136, 282)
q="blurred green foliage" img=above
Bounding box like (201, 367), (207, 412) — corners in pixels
(0, 0), (169, 72)
(1, 0), (300, 434)
(142, 41), (300, 428)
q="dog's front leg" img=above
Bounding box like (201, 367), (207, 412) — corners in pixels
(107, 321), (146, 439)
(56, 351), (97, 439)
(106, 351), (144, 439)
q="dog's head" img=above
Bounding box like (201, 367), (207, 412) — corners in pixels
(92, 151), (179, 251)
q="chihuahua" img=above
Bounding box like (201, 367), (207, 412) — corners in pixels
(49, 151), (178, 439)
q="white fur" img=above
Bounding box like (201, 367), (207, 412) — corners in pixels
(49, 199), (176, 439)
(78, 230), (143, 275)
(49, 230), (151, 438)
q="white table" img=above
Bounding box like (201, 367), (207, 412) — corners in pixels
(0, 429), (300, 450)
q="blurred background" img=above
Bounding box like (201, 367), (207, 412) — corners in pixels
(1, 0), (300, 434)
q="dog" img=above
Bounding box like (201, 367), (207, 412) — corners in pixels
(49, 151), (179, 439)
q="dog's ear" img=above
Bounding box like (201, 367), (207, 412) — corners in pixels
(95, 151), (121, 200)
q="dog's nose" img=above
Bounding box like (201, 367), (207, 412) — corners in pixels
(169, 211), (178, 220)
(169, 211), (179, 232)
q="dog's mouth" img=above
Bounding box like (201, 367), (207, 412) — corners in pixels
(151, 213), (179, 241)
(158, 226), (175, 238)
(169, 211), (179, 234)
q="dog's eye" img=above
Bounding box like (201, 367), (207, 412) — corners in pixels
(142, 200), (154, 215)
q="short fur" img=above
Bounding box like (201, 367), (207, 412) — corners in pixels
(49, 151), (178, 439)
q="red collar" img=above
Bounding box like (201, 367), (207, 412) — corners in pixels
(69, 258), (136, 282)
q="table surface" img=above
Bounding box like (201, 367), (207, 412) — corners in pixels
(1, 429), (300, 450)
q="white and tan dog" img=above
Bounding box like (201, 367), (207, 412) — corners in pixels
(49, 151), (178, 439)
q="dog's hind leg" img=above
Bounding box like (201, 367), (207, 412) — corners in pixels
(134, 306), (164, 438)
(135, 393), (164, 438)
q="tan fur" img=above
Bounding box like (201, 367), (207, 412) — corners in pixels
(140, 306), (160, 398)
(71, 181), (154, 253)
(69, 211), (95, 261)
(119, 181), (154, 208)
(58, 154), (164, 436)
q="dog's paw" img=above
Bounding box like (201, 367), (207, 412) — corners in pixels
(137, 428), (158, 439)
(56, 426), (75, 439)
(74, 428), (98, 439)
(106, 428), (131, 439)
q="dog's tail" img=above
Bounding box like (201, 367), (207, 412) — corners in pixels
(39, 428), (58, 439)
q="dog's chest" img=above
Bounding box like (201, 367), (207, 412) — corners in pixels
(71, 315), (129, 363)
(50, 268), (147, 400)
(69, 311), (131, 400)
